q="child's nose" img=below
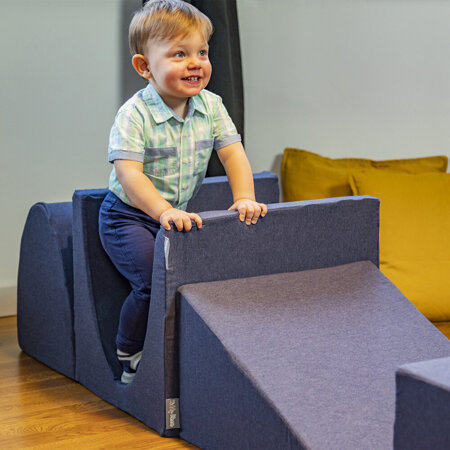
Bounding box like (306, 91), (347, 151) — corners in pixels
(187, 56), (201, 69)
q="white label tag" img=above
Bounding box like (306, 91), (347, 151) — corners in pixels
(166, 398), (180, 429)
(164, 236), (170, 270)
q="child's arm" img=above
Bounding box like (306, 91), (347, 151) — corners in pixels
(217, 142), (268, 225)
(115, 160), (202, 231)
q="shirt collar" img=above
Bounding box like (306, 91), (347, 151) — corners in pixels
(142, 83), (207, 123)
(191, 94), (207, 116)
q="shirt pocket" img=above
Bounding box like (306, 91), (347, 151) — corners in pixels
(194, 139), (214, 173)
(144, 146), (178, 177)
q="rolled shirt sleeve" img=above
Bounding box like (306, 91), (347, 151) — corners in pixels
(211, 97), (241, 151)
(108, 105), (146, 163)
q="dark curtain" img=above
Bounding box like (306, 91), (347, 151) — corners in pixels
(143, 0), (244, 176)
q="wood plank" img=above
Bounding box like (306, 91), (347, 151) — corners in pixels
(0, 316), (197, 449)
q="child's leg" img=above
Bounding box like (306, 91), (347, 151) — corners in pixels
(98, 192), (160, 356)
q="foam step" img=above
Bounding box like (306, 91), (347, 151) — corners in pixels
(178, 261), (450, 449)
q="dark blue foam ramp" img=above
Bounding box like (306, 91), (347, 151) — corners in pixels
(178, 261), (450, 449)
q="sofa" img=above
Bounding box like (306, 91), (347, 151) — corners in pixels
(282, 147), (450, 339)
(17, 171), (450, 449)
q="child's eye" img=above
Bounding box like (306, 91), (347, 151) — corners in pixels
(174, 51), (185, 58)
(198, 50), (208, 57)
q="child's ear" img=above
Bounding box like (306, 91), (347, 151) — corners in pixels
(132, 54), (152, 79)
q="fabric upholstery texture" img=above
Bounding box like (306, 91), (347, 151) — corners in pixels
(394, 357), (450, 449)
(17, 202), (75, 379)
(71, 172), (280, 436)
(281, 147), (448, 201)
(146, 195), (380, 438)
(17, 169), (449, 447)
(73, 194), (378, 437)
(178, 261), (450, 449)
(17, 172), (278, 437)
(179, 294), (307, 450)
(350, 170), (450, 322)
(187, 170), (278, 212)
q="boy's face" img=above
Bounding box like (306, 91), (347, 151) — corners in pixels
(137, 31), (212, 111)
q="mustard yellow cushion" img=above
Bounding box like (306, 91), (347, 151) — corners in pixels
(349, 170), (450, 322)
(281, 148), (448, 201)
(433, 321), (450, 339)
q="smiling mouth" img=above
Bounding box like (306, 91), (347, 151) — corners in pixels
(182, 76), (200, 82)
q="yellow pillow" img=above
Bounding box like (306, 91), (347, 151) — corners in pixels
(349, 170), (450, 322)
(281, 148), (448, 201)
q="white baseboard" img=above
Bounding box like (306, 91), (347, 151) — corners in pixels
(0, 286), (17, 317)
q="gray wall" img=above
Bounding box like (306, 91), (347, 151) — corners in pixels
(1, 0), (450, 315)
(238, 0), (450, 173)
(0, 0), (141, 315)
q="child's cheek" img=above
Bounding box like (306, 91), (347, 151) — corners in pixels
(203, 63), (212, 84)
(165, 70), (180, 87)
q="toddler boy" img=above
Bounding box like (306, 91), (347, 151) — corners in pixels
(99, 0), (267, 384)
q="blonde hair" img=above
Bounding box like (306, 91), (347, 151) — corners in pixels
(129, 0), (213, 56)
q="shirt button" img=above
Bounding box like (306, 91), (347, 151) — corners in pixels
(184, 158), (189, 164)
(182, 183), (188, 189)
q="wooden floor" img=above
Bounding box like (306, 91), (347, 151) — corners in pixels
(0, 316), (198, 450)
(2, 315), (448, 450)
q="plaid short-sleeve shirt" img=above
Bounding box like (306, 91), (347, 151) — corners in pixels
(108, 83), (241, 210)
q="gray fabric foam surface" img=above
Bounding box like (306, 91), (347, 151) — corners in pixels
(179, 261), (450, 449)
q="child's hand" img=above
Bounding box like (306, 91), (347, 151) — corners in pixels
(160, 208), (202, 231)
(228, 199), (268, 225)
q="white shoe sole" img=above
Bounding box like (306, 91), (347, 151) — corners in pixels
(121, 370), (136, 384)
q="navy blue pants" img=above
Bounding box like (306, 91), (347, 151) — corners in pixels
(98, 192), (161, 355)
